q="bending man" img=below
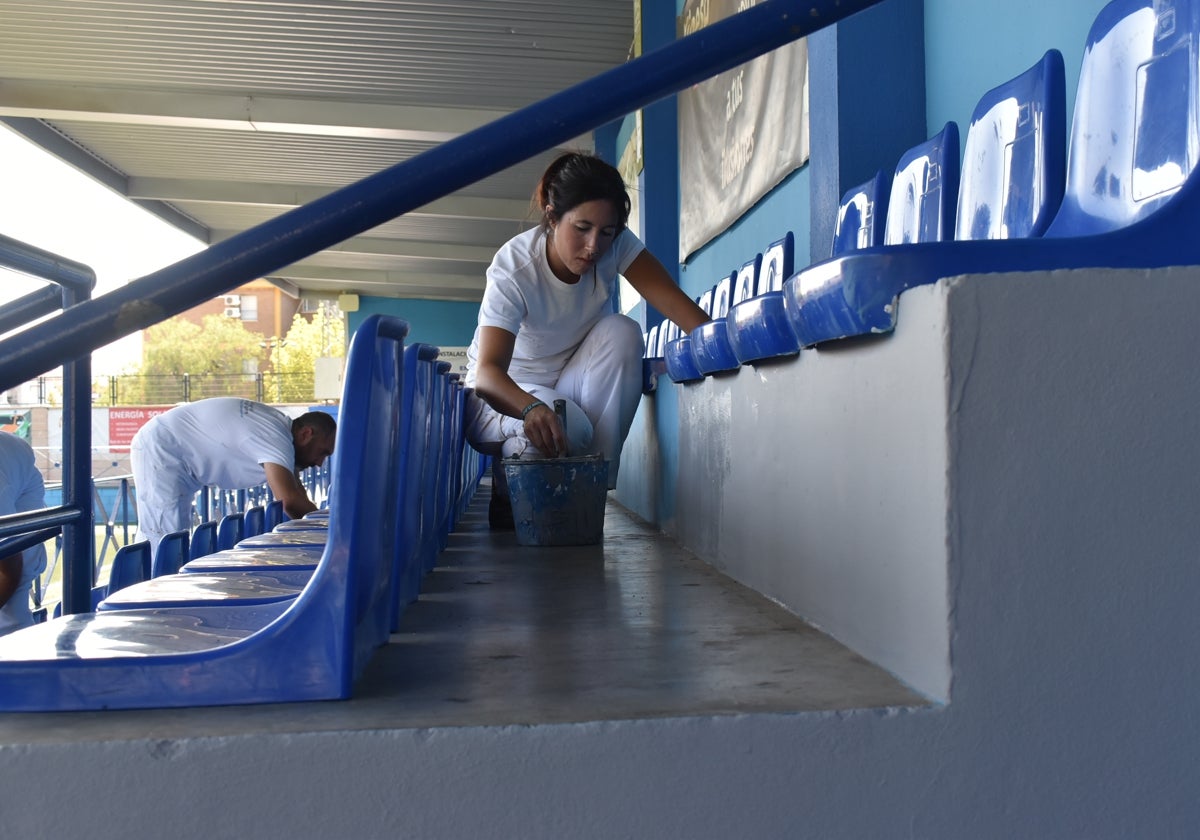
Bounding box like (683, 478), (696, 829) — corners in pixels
(131, 398), (336, 554)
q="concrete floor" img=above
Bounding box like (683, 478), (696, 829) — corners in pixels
(0, 486), (926, 745)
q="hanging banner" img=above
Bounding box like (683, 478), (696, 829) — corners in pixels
(677, 0), (809, 262)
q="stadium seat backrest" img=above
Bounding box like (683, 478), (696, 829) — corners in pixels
(833, 171), (890, 256)
(1046, 0), (1200, 237)
(883, 122), (961, 245)
(759, 234), (794, 293)
(957, 50), (1067, 240)
(711, 274), (734, 318)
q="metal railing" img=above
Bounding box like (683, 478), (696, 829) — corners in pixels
(19, 373), (320, 406)
(0, 0), (885, 614)
(0, 234), (95, 614)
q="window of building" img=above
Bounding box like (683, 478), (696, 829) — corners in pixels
(239, 295), (259, 322)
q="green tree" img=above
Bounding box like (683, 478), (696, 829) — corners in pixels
(267, 305), (346, 403)
(122, 315), (265, 404)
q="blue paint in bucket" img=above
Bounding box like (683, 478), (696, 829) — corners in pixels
(503, 454), (609, 546)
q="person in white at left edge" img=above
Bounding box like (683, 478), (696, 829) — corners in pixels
(464, 152), (710, 528)
(0, 431), (47, 636)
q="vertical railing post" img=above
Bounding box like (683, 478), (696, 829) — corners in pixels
(182, 372), (191, 402)
(120, 477), (131, 544)
(60, 288), (93, 615)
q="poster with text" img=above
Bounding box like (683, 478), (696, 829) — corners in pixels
(677, 0), (809, 261)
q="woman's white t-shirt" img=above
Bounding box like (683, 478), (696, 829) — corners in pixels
(465, 225), (644, 388)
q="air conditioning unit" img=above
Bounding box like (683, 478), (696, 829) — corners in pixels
(223, 294), (241, 306)
(223, 306), (242, 318)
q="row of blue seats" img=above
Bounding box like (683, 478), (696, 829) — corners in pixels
(0, 314), (484, 711)
(652, 0), (1199, 381)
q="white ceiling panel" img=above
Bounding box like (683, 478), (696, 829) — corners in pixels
(0, 0), (635, 301)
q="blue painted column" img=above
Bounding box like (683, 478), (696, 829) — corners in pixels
(807, 0), (927, 258)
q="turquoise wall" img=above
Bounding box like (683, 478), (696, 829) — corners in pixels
(348, 298), (478, 349)
(924, 0), (1108, 142)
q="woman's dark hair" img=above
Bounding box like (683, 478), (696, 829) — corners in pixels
(534, 152), (631, 230)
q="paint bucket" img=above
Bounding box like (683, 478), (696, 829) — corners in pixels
(502, 454), (609, 546)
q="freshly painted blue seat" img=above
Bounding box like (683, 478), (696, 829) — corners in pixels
(234, 522), (328, 548)
(273, 517), (329, 532)
(216, 512), (244, 550)
(264, 499), (284, 530)
(151, 530), (189, 578)
(446, 375), (468, 530)
(664, 299), (705, 383)
(87, 541), (151, 608)
(406, 346), (440, 603)
(391, 342), (439, 626)
(882, 122), (960, 246)
(783, 40), (1081, 344)
(431, 361), (455, 558)
(833, 171), (890, 254)
(243, 505), (265, 538)
(691, 271), (741, 375)
(724, 167), (890, 365)
(189, 520), (217, 560)
(107, 541), (151, 593)
(0, 314), (408, 711)
(641, 322), (669, 392)
(725, 232), (798, 364)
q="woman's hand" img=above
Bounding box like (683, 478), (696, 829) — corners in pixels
(522, 401), (567, 457)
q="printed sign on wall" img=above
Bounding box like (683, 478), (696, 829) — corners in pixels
(677, 0), (809, 261)
(107, 407), (172, 450)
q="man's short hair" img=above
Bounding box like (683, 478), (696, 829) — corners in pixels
(293, 411), (337, 438)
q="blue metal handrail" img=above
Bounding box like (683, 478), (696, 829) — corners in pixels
(0, 0), (885, 614)
(0, 0), (883, 394)
(0, 234), (95, 614)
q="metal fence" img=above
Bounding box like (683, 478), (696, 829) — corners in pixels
(26, 372), (318, 406)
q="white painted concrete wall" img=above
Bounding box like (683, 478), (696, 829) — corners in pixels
(6, 268), (1200, 838)
(661, 282), (954, 701)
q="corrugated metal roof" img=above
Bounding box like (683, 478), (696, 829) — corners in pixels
(0, 0), (634, 300)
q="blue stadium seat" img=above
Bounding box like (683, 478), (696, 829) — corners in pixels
(404, 345), (441, 602)
(691, 271), (741, 375)
(664, 299), (705, 383)
(882, 122), (961, 246)
(272, 517), (329, 532)
(189, 520), (217, 560)
(215, 511), (244, 550)
(107, 541), (151, 593)
(391, 342), (439, 625)
(431, 361), (455, 558)
(641, 322), (669, 393)
(0, 314), (409, 711)
(957, 49), (1066, 240)
(151, 530), (189, 578)
(832, 171), (890, 254)
(784, 32), (1097, 344)
(243, 505), (265, 538)
(725, 232), (798, 364)
(87, 541), (151, 608)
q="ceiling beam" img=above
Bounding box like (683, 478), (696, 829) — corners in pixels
(0, 117), (211, 242)
(213, 231), (498, 264)
(0, 79), (593, 150)
(277, 264), (484, 294)
(129, 177), (530, 221)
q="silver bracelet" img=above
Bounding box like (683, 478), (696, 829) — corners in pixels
(521, 400), (546, 420)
